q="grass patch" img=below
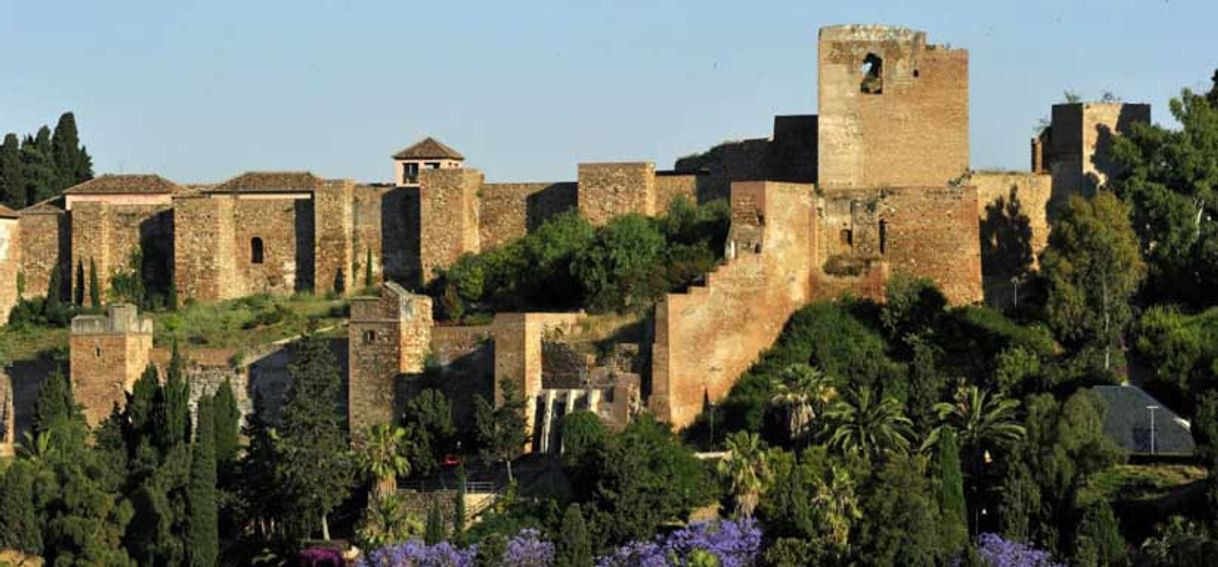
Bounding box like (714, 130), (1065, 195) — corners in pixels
(0, 325), (69, 365)
(153, 294), (349, 349)
(1083, 463), (1205, 504)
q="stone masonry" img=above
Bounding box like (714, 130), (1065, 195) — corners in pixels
(348, 283), (433, 437)
(69, 304), (153, 428)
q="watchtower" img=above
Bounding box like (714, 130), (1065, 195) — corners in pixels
(347, 282), (432, 437)
(69, 304), (153, 427)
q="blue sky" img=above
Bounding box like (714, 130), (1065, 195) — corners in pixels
(2, 0), (1214, 184)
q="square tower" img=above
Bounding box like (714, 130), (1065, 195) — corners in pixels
(69, 304), (153, 427)
(347, 282), (432, 437)
(1033, 102), (1151, 207)
(817, 25), (969, 189)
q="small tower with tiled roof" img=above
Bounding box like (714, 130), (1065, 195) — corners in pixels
(392, 137), (464, 187)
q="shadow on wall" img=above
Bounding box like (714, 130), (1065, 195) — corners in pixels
(980, 186), (1034, 309)
(9, 353), (66, 441)
(293, 199), (316, 293)
(245, 337), (349, 426)
(396, 341), (494, 433)
(525, 183), (578, 232)
(138, 210), (174, 305)
(381, 187), (421, 289)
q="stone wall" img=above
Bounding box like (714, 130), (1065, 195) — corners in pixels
(478, 182), (577, 249)
(69, 201), (172, 306)
(972, 171), (1052, 272)
(232, 195), (310, 296)
(651, 181), (816, 429)
(1041, 102), (1150, 199)
(314, 181), (354, 295)
(817, 25), (968, 189)
(577, 162), (656, 225)
(17, 206), (68, 301)
(654, 173), (701, 211)
(0, 219), (19, 322)
(69, 304), (153, 427)
(419, 169), (483, 285)
(348, 283), (432, 436)
(173, 196), (237, 302)
(492, 312), (585, 440)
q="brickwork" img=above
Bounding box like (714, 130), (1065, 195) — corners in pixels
(651, 181), (816, 428)
(492, 312), (585, 440)
(348, 283), (433, 436)
(17, 206), (69, 301)
(352, 185), (389, 287)
(577, 162), (657, 225)
(653, 173), (701, 210)
(69, 304), (153, 427)
(0, 218), (19, 322)
(1039, 102), (1150, 202)
(173, 196), (237, 301)
(479, 182), (578, 249)
(972, 171), (1052, 272)
(68, 201), (173, 307)
(419, 168), (484, 285)
(314, 180), (354, 295)
(817, 25), (968, 188)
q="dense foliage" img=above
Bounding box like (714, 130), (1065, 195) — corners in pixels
(0, 112), (93, 209)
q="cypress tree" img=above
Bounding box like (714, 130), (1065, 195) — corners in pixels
(21, 127), (56, 205)
(46, 260), (63, 309)
(453, 466), (467, 545)
(88, 258), (100, 308)
(74, 260), (85, 305)
(0, 460), (43, 554)
(163, 340), (191, 449)
(364, 248), (373, 287)
(189, 395), (219, 567)
(33, 366), (76, 435)
(212, 378), (240, 465)
(555, 504), (593, 567)
(936, 428), (969, 556)
(424, 502), (444, 545)
(51, 112), (82, 192)
(0, 133), (23, 208)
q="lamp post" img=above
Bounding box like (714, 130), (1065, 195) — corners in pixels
(1147, 405), (1160, 455)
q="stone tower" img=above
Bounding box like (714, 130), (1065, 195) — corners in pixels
(817, 25), (969, 189)
(69, 304), (153, 427)
(347, 282), (432, 437)
(1033, 102), (1151, 210)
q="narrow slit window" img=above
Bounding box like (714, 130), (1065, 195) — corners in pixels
(840, 228), (854, 247)
(362, 330), (376, 344)
(861, 53), (883, 94)
(251, 237), (265, 264)
(879, 219), (889, 254)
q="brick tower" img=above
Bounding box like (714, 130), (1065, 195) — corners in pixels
(69, 304), (153, 427)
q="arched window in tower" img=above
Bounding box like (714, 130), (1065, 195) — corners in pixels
(861, 53), (883, 94)
(251, 237), (265, 264)
(879, 219), (889, 254)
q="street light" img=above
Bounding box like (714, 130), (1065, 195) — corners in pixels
(1147, 405), (1160, 455)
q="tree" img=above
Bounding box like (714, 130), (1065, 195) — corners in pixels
(50, 112), (92, 192)
(89, 258), (101, 308)
(572, 213), (668, 311)
(453, 466), (467, 544)
(159, 341), (191, 453)
(74, 260), (85, 306)
(356, 423), (410, 501)
(856, 454), (946, 567)
(769, 364), (833, 448)
(20, 127), (56, 206)
(0, 460), (43, 554)
(212, 378), (240, 466)
(717, 430), (770, 518)
(1071, 500), (1126, 567)
(402, 388), (456, 476)
(278, 328), (354, 540)
(822, 386), (913, 460)
(555, 504), (593, 567)
(934, 428), (968, 555)
(424, 502), (444, 545)
(927, 385), (1025, 473)
(474, 381), (529, 483)
(364, 247), (374, 288)
(1109, 73), (1218, 306)
(235, 391), (281, 540)
(0, 132), (25, 207)
(189, 395), (218, 567)
(1042, 192), (1144, 371)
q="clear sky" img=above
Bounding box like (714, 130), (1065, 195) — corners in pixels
(2, 0), (1215, 185)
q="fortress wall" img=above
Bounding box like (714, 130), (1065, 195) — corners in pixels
(881, 186), (982, 304)
(0, 219), (19, 321)
(818, 26), (968, 188)
(18, 208), (68, 301)
(577, 162), (656, 225)
(314, 180), (354, 295)
(173, 196), (236, 302)
(353, 185), (389, 287)
(348, 285), (432, 435)
(354, 185), (420, 288)
(651, 181), (815, 429)
(654, 173), (700, 211)
(231, 196), (309, 296)
(478, 182), (577, 249)
(492, 312), (585, 442)
(69, 201), (172, 306)
(420, 169), (483, 285)
(973, 171), (1052, 271)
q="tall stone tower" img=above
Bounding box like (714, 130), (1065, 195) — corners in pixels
(69, 304), (153, 427)
(817, 25), (969, 189)
(347, 282), (432, 437)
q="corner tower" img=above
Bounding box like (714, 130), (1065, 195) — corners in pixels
(69, 304), (153, 427)
(817, 25), (969, 189)
(392, 137), (464, 187)
(347, 282), (432, 437)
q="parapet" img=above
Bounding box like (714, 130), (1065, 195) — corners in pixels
(818, 24), (924, 43)
(71, 304), (153, 335)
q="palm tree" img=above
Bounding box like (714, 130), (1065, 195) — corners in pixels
(925, 384), (1025, 459)
(812, 464), (863, 552)
(717, 430), (770, 518)
(356, 423), (411, 501)
(822, 387), (914, 459)
(770, 364), (835, 448)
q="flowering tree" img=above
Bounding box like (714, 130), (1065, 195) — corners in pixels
(975, 533), (1063, 567)
(597, 518), (762, 567)
(357, 540), (476, 567)
(504, 529), (555, 567)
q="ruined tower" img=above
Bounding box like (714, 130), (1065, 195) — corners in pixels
(69, 304), (153, 427)
(347, 282), (432, 436)
(1034, 102), (1151, 209)
(817, 25), (969, 189)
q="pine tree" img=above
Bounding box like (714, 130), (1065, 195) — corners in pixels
(89, 258), (101, 308)
(212, 378), (240, 466)
(555, 504), (592, 567)
(279, 327), (354, 540)
(424, 502), (444, 545)
(936, 428), (969, 556)
(74, 260), (85, 305)
(0, 133), (24, 208)
(189, 395), (219, 567)
(0, 460), (43, 554)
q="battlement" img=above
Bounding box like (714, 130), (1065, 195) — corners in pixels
(69, 304), (154, 427)
(71, 304), (153, 335)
